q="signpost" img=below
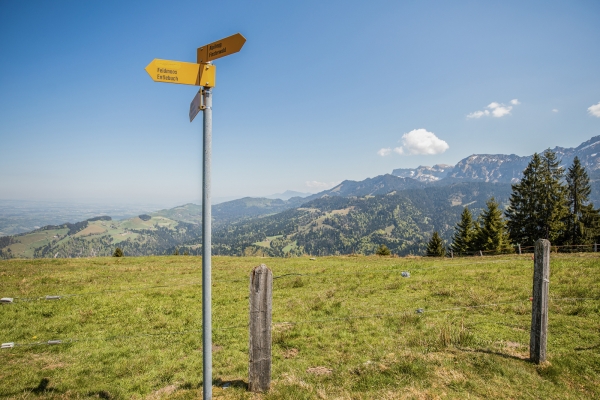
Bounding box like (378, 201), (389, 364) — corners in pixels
(197, 33), (246, 63)
(145, 33), (246, 400)
(144, 59), (216, 87)
(189, 90), (203, 123)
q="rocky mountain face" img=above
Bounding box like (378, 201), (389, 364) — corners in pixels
(392, 164), (454, 182)
(392, 135), (600, 184)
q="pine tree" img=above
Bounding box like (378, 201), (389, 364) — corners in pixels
(538, 149), (568, 242)
(451, 207), (475, 255)
(426, 231), (446, 257)
(563, 156), (600, 245)
(505, 150), (568, 246)
(113, 247), (123, 257)
(474, 198), (512, 254)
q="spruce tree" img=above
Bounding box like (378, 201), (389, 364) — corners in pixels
(538, 149), (568, 242)
(113, 247), (123, 257)
(564, 157), (600, 245)
(474, 198), (512, 254)
(451, 207), (475, 255)
(506, 150), (568, 246)
(426, 231), (446, 257)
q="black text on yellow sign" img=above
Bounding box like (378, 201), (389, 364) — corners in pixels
(144, 60), (216, 87)
(197, 33), (246, 63)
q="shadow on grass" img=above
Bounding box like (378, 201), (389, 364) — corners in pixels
(575, 343), (600, 351)
(181, 378), (248, 391)
(214, 378), (248, 390)
(456, 346), (532, 362)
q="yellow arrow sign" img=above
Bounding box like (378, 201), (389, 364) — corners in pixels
(197, 33), (246, 63)
(145, 59), (216, 87)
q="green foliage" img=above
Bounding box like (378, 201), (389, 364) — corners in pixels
(563, 156), (600, 245)
(173, 248), (179, 256)
(376, 244), (391, 256)
(506, 150), (568, 246)
(112, 247), (123, 257)
(426, 231), (446, 257)
(473, 198), (512, 254)
(451, 207), (475, 255)
(2, 183), (514, 259)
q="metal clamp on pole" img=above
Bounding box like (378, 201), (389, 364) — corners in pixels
(1, 342), (15, 349)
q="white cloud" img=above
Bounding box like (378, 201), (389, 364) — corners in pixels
(588, 102), (600, 117)
(466, 110), (489, 119)
(305, 180), (338, 190)
(467, 99), (518, 119)
(377, 148), (392, 156)
(393, 129), (449, 155)
(552, 109), (559, 113)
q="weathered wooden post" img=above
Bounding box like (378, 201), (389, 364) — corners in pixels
(594, 243), (597, 253)
(450, 249), (454, 259)
(479, 250), (483, 257)
(530, 239), (550, 363)
(249, 264), (272, 392)
(518, 244), (521, 255)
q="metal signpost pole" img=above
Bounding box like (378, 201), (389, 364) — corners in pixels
(147, 33), (245, 400)
(202, 86), (213, 400)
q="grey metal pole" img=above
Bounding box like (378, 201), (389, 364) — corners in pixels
(202, 86), (212, 399)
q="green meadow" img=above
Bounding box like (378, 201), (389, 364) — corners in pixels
(0, 254), (599, 399)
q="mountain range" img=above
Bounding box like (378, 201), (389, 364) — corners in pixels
(2, 135), (599, 259)
(392, 135), (600, 184)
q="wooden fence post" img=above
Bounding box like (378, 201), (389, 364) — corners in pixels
(594, 243), (597, 253)
(518, 244), (521, 255)
(479, 250), (483, 257)
(530, 239), (550, 364)
(450, 249), (453, 259)
(249, 264), (272, 392)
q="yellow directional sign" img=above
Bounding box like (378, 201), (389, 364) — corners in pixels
(197, 33), (246, 63)
(145, 59), (216, 87)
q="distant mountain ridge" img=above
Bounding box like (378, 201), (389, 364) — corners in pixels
(391, 135), (600, 184)
(264, 190), (312, 200)
(3, 134), (600, 259)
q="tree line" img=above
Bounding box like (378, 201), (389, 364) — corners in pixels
(426, 151), (600, 256)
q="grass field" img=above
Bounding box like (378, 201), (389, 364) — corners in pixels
(0, 254), (599, 399)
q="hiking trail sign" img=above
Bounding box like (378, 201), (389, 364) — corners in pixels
(197, 33), (246, 63)
(145, 33), (246, 400)
(144, 59), (216, 87)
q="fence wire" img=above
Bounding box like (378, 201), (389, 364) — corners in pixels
(3, 297), (597, 349)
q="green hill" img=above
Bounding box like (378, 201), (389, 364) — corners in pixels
(0, 183), (514, 259)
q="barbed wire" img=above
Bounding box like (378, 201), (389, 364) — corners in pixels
(2, 297), (597, 349)
(1, 322), (249, 349)
(0, 259), (523, 302)
(3, 255), (597, 303)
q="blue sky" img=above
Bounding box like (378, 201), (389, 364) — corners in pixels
(1, 0), (599, 206)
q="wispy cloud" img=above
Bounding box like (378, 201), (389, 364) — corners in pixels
(377, 148), (392, 157)
(393, 129), (449, 155)
(467, 99), (519, 119)
(305, 180), (339, 190)
(552, 109), (559, 113)
(588, 102), (600, 117)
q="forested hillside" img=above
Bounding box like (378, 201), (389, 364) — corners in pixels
(0, 183), (512, 259)
(178, 182), (513, 257)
